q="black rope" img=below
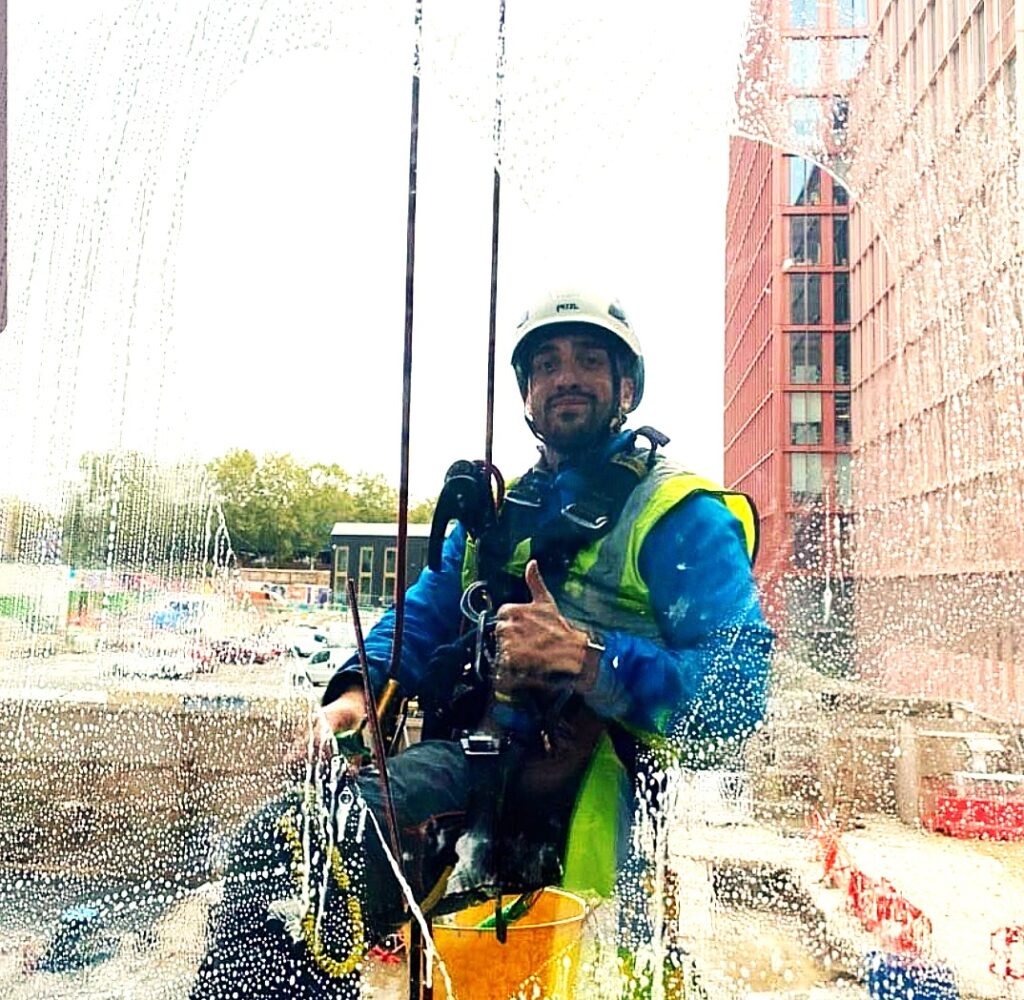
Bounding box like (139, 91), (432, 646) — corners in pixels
(484, 0), (507, 476)
(390, 0), (423, 686)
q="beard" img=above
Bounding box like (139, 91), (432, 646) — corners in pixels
(537, 396), (617, 455)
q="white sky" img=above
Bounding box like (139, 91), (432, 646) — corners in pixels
(1, 0), (750, 505)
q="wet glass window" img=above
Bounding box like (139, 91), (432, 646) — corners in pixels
(789, 215), (822, 264)
(382, 546), (398, 603)
(790, 331), (823, 382)
(833, 215), (849, 265)
(790, 452), (824, 501)
(358, 545), (374, 602)
(831, 95), (850, 139)
(333, 545), (349, 601)
(791, 512), (824, 568)
(787, 39), (821, 89)
(833, 272), (850, 324)
(835, 453), (853, 505)
(790, 392), (823, 445)
(835, 391), (852, 444)
(834, 330), (851, 383)
(837, 0), (869, 29)
(837, 38), (869, 81)
(788, 96), (823, 141)
(788, 156), (822, 205)
(789, 0), (818, 29)
(790, 273), (822, 324)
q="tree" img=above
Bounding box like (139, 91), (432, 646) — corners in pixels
(206, 452), (436, 566)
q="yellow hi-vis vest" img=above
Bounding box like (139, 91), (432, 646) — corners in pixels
(462, 454), (759, 897)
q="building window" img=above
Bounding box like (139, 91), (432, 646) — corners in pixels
(789, 215), (822, 264)
(833, 215), (849, 265)
(792, 512), (824, 569)
(382, 546), (398, 603)
(837, 0), (868, 29)
(788, 97), (823, 141)
(835, 392), (852, 445)
(790, 452), (824, 502)
(788, 157), (822, 205)
(789, 0), (818, 29)
(790, 273), (822, 324)
(358, 545), (374, 603)
(832, 159), (851, 204)
(833, 272), (850, 324)
(790, 331), (823, 383)
(835, 453), (853, 506)
(834, 331), (851, 383)
(787, 39), (821, 88)
(333, 545), (349, 600)
(837, 37), (869, 81)
(790, 392), (823, 444)
(831, 96), (851, 140)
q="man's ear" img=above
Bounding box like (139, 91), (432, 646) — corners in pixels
(619, 377), (636, 412)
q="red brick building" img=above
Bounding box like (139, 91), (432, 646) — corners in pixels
(724, 0), (870, 665)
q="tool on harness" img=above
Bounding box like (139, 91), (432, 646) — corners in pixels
(427, 460), (503, 573)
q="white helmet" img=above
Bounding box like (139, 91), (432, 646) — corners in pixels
(510, 289), (645, 411)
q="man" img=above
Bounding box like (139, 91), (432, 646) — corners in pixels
(192, 289), (772, 999)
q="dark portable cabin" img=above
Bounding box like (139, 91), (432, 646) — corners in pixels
(329, 522), (432, 607)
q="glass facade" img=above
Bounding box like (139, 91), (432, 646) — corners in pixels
(789, 215), (822, 264)
(838, 37), (869, 81)
(833, 272), (850, 324)
(788, 157), (822, 205)
(834, 391), (852, 444)
(790, 392), (824, 445)
(789, 273), (823, 324)
(834, 331), (851, 383)
(837, 0), (869, 29)
(788, 39), (821, 88)
(790, 331), (823, 383)
(835, 453), (852, 506)
(790, 452), (824, 501)
(789, 0), (818, 29)
(789, 97), (824, 140)
(833, 215), (849, 265)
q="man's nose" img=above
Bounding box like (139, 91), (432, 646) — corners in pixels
(552, 358), (585, 388)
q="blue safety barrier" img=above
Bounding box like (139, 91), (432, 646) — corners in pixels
(864, 951), (959, 999)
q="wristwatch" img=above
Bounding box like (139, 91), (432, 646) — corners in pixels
(579, 629), (606, 691)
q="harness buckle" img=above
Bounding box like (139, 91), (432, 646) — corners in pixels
(560, 503), (610, 532)
(459, 733), (503, 756)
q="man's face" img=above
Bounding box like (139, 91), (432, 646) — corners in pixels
(524, 331), (633, 453)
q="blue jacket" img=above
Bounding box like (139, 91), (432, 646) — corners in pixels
(325, 432), (773, 749)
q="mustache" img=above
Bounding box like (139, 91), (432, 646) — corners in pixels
(546, 390), (596, 410)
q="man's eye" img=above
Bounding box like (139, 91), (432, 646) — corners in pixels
(579, 351), (604, 368)
(533, 357), (557, 374)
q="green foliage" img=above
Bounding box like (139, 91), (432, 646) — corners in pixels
(61, 451), (211, 571)
(206, 451), (435, 566)
(53, 449), (435, 572)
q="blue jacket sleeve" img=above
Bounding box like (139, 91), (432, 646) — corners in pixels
(321, 525), (467, 705)
(582, 493), (773, 744)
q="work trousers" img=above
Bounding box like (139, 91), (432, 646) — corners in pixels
(189, 739), (570, 1000)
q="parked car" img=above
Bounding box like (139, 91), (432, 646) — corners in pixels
(110, 652), (197, 680)
(290, 646), (354, 687)
(275, 624), (331, 658)
(150, 596), (208, 633)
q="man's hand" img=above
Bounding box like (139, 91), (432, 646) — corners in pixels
(493, 559), (591, 691)
(284, 686), (367, 766)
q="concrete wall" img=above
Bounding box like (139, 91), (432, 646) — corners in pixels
(0, 691), (304, 881)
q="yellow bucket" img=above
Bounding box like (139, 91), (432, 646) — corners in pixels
(427, 887), (588, 1000)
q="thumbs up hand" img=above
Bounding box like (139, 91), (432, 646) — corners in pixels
(493, 560), (590, 691)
